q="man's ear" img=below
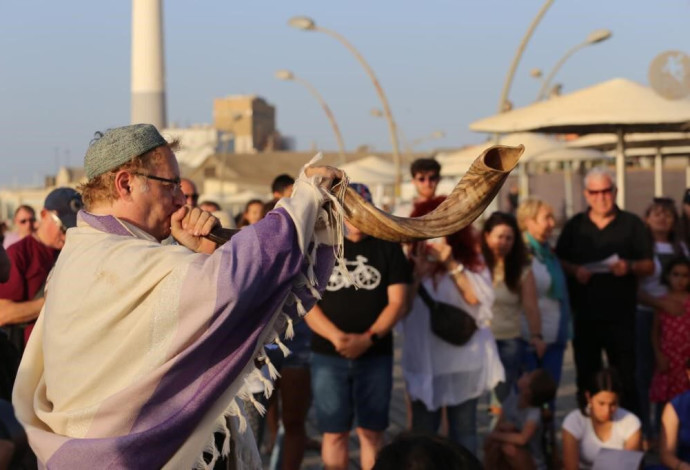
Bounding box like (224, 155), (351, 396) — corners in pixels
(114, 171), (133, 200)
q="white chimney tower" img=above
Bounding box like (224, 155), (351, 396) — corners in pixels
(131, 0), (167, 129)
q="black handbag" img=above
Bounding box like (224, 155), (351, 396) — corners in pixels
(418, 284), (477, 346)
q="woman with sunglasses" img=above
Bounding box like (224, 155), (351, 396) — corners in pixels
(636, 197), (689, 449)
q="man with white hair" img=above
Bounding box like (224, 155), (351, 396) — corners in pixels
(556, 167), (653, 413)
(12, 124), (343, 469)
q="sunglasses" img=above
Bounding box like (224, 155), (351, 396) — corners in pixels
(586, 186), (614, 196)
(48, 211), (67, 234)
(17, 217), (36, 224)
(414, 175), (440, 183)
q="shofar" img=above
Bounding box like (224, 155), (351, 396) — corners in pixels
(205, 144), (523, 244)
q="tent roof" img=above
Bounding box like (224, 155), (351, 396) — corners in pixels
(470, 78), (690, 135)
(567, 132), (690, 150)
(436, 133), (607, 176)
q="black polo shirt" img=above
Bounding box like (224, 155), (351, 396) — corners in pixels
(555, 207), (652, 322)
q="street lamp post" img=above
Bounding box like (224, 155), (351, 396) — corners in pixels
(275, 69), (347, 164)
(536, 29), (612, 101)
(288, 16), (402, 201)
(497, 0), (554, 114)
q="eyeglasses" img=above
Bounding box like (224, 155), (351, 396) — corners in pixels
(184, 193), (199, 202)
(586, 186), (614, 196)
(414, 175), (440, 183)
(17, 217), (36, 225)
(48, 211), (66, 234)
(133, 172), (182, 191)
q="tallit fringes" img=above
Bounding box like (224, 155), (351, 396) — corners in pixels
(284, 315), (295, 340)
(263, 354), (280, 380)
(248, 393), (267, 416)
(274, 336), (291, 357)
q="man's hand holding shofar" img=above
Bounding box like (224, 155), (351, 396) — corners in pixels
(171, 206), (219, 254)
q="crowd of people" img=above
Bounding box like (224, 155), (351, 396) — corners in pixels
(0, 125), (688, 470)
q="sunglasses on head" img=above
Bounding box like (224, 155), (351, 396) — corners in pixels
(586, 186), (614, 196)
(48, 212), (66, 234)
(652, 197), (675, 206)
(415, 175), (440, 183)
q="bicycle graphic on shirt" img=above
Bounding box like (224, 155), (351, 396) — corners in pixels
(327, 255), (381, 291)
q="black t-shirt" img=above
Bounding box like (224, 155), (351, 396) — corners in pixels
(555, 208), (653, 322)
(311, 236), (411, 357)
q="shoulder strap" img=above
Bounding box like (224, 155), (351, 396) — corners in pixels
(417, 283), (436, 309)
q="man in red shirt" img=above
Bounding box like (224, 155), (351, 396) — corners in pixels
(0, 187), (82, 351)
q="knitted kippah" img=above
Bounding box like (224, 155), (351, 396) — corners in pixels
(84, 124), (167, 180)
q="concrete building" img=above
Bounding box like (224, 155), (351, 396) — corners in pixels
(213, 95), (279, 153)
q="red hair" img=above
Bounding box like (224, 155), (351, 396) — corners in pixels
(410, 197), (483, 272)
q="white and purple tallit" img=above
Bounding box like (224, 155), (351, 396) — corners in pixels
(12, 173), (339, 469)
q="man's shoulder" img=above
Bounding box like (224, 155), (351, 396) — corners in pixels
(615, 209), (645, 226)
(564, 211), (588, 226)
(7, 235), (40, 261)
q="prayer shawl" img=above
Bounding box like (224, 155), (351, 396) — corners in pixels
(12, 174), (337, 469)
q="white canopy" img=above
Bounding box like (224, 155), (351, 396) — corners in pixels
(470, 78), (690, 208)
(470, 78), (690, 135)
(436, 133), (607, 177)
(340, 155), (396, 185)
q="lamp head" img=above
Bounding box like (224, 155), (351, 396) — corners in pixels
(586, 29), (612, 44)
(288, 16), (316, 31)
(275, 69), (295, 81)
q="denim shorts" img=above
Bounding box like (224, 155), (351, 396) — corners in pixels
(310, 352), (393, 433)
(282, 320), (312, 369)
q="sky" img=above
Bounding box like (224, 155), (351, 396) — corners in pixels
(0, 1), (688, 187)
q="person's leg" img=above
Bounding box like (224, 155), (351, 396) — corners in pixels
(355, 428), (384, 470)
(310, 353), (353, 470)
(604, 320), (639, 414)
(410, 399), (442, 435)
(352, 354), (393, 469)
(445, 397), (479, 456)
(500, 443), (537, 470)
(494, 338), (524, 403)
(538, 342), (566, 412)
(634, 307), (654, 440)
(279, 366), (312, 470)
(572, 313), (603, 403)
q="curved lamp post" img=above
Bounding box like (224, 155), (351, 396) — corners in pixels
(497, 0), (554, 114)
(289, 16), (402, 200)
(536, 29), (612, 101)
(275, 69), (347, 164)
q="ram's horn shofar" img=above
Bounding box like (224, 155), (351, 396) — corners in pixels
(204, 144), (524, 245)
(343, 144), (524, 242)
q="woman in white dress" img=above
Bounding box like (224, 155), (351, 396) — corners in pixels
(400, 197), (504, 456)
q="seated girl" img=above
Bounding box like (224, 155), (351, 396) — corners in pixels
(562, 368), (641, 470)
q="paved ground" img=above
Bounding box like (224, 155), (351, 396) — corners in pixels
(260, 336), (578, 469)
